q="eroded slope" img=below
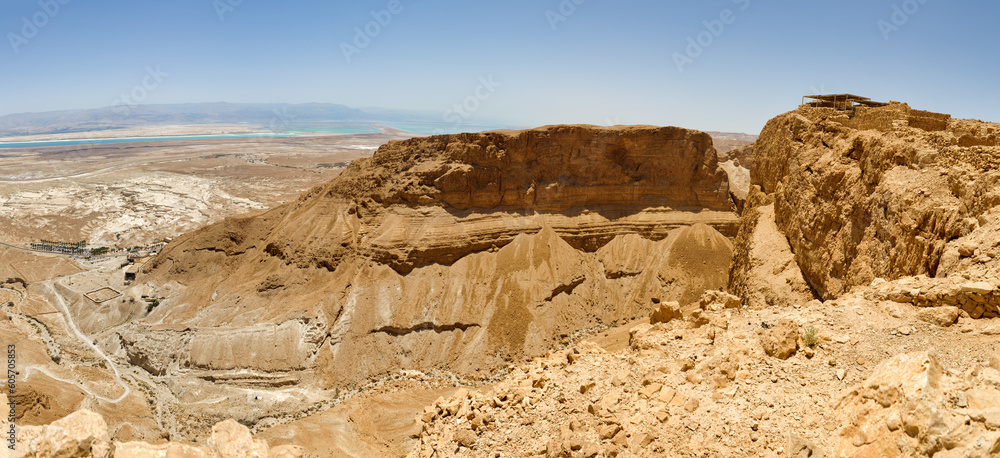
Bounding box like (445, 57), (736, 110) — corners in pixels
(119, 125), (739, 391)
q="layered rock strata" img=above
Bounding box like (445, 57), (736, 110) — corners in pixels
(118, 125), (738, 389)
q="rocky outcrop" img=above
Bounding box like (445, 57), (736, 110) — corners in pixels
(14, 407), (112, 457)
(751, 102), (1000, 298)
(2, 395), (296, 458)
(123, 125), (738, 389)
(717, 143), (754, 209)
(868, 275), (999, 319)
(834, 352), (1000, 457)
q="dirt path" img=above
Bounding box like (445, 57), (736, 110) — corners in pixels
(20, 280), (131, 404)
(0, 286), (23, 305)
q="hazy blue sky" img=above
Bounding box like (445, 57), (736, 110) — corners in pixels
(2, 0), (997, 133)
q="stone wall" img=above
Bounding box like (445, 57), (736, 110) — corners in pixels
(844, 103), (909, 132)
(869, 276), (999, 318)
(908, 109), (951, 132)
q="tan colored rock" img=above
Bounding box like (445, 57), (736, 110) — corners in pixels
(22, 409), (111, 458)
(761, 319), (799, 360)
(114, 441), (215, 457)
(958, 240), (979, 257)
(787, 434), (822, 458)
(657, 387), (677, 404)
(629, 432), (653, 449)
(638, 383), (662, 399)
(728, 189), (814, 309)
(611, 430), (629, 447)
(962, 282), (996, 295)
(833, 352), (1000, 457)
(125, 125), (739, 389)
(210, 419), (269, 458)
(698, 290), (741, 310)
(683, 398), (700, 413)
(268, 445), (305, 458)
(649, 301), (682, 324)
(917, 306), (960, 327)
(454, 428), (477, 448)
(580, 442), (601, 458)
(751, 102), (1000, 298)
(598, 424), (621, 441)
(611, 369), (630, 387)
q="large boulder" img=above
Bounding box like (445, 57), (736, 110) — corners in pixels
(17, 409), (111, 458)
(834, 352), (1000, 457)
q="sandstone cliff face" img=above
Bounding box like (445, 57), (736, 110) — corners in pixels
(751, 103), (1000, 299)
(120, 125), (737, 389)
(728, 187), (814, 308)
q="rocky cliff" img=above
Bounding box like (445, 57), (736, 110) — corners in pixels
(117, 125), (738, 390)
(749, 102), (1000, 299)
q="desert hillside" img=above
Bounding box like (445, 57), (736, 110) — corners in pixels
(121, 125), (736, 392)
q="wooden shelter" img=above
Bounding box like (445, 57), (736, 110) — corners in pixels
(802, 94), (888, 111)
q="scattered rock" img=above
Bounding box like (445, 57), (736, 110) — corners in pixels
(788, 434), (823, 458)
(762, 319), (799, 359)
(650, 301), (682, 324)
(22, 410), (112, 458)
(454, 428), (478, 448)
(917, 306), (960, 327)
(211, 419), (270, 458)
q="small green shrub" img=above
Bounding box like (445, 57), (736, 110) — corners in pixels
(802, 326), (819, 347)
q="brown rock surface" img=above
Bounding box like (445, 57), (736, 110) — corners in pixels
(4, 398), (287, 458)
(728, 187), (815, 309)
(16, 408), (112, 458)
(124, 125), (738, 389)
(751, 102), (1000, 298)
(761, 319), (799, 360)
(408, 283), (1000, 458)
(834, 352), (1000, 457)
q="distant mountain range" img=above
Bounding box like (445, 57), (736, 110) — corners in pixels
(0, 103), (449, 137)
(704, 131), (758, 143)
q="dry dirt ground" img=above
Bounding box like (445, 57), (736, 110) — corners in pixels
(0, 130), (414, 246)
(408, 291), (1000, 458)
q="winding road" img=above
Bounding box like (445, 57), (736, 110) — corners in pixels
(20, 279), (131, 404)
(0, 286), (23, 305)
